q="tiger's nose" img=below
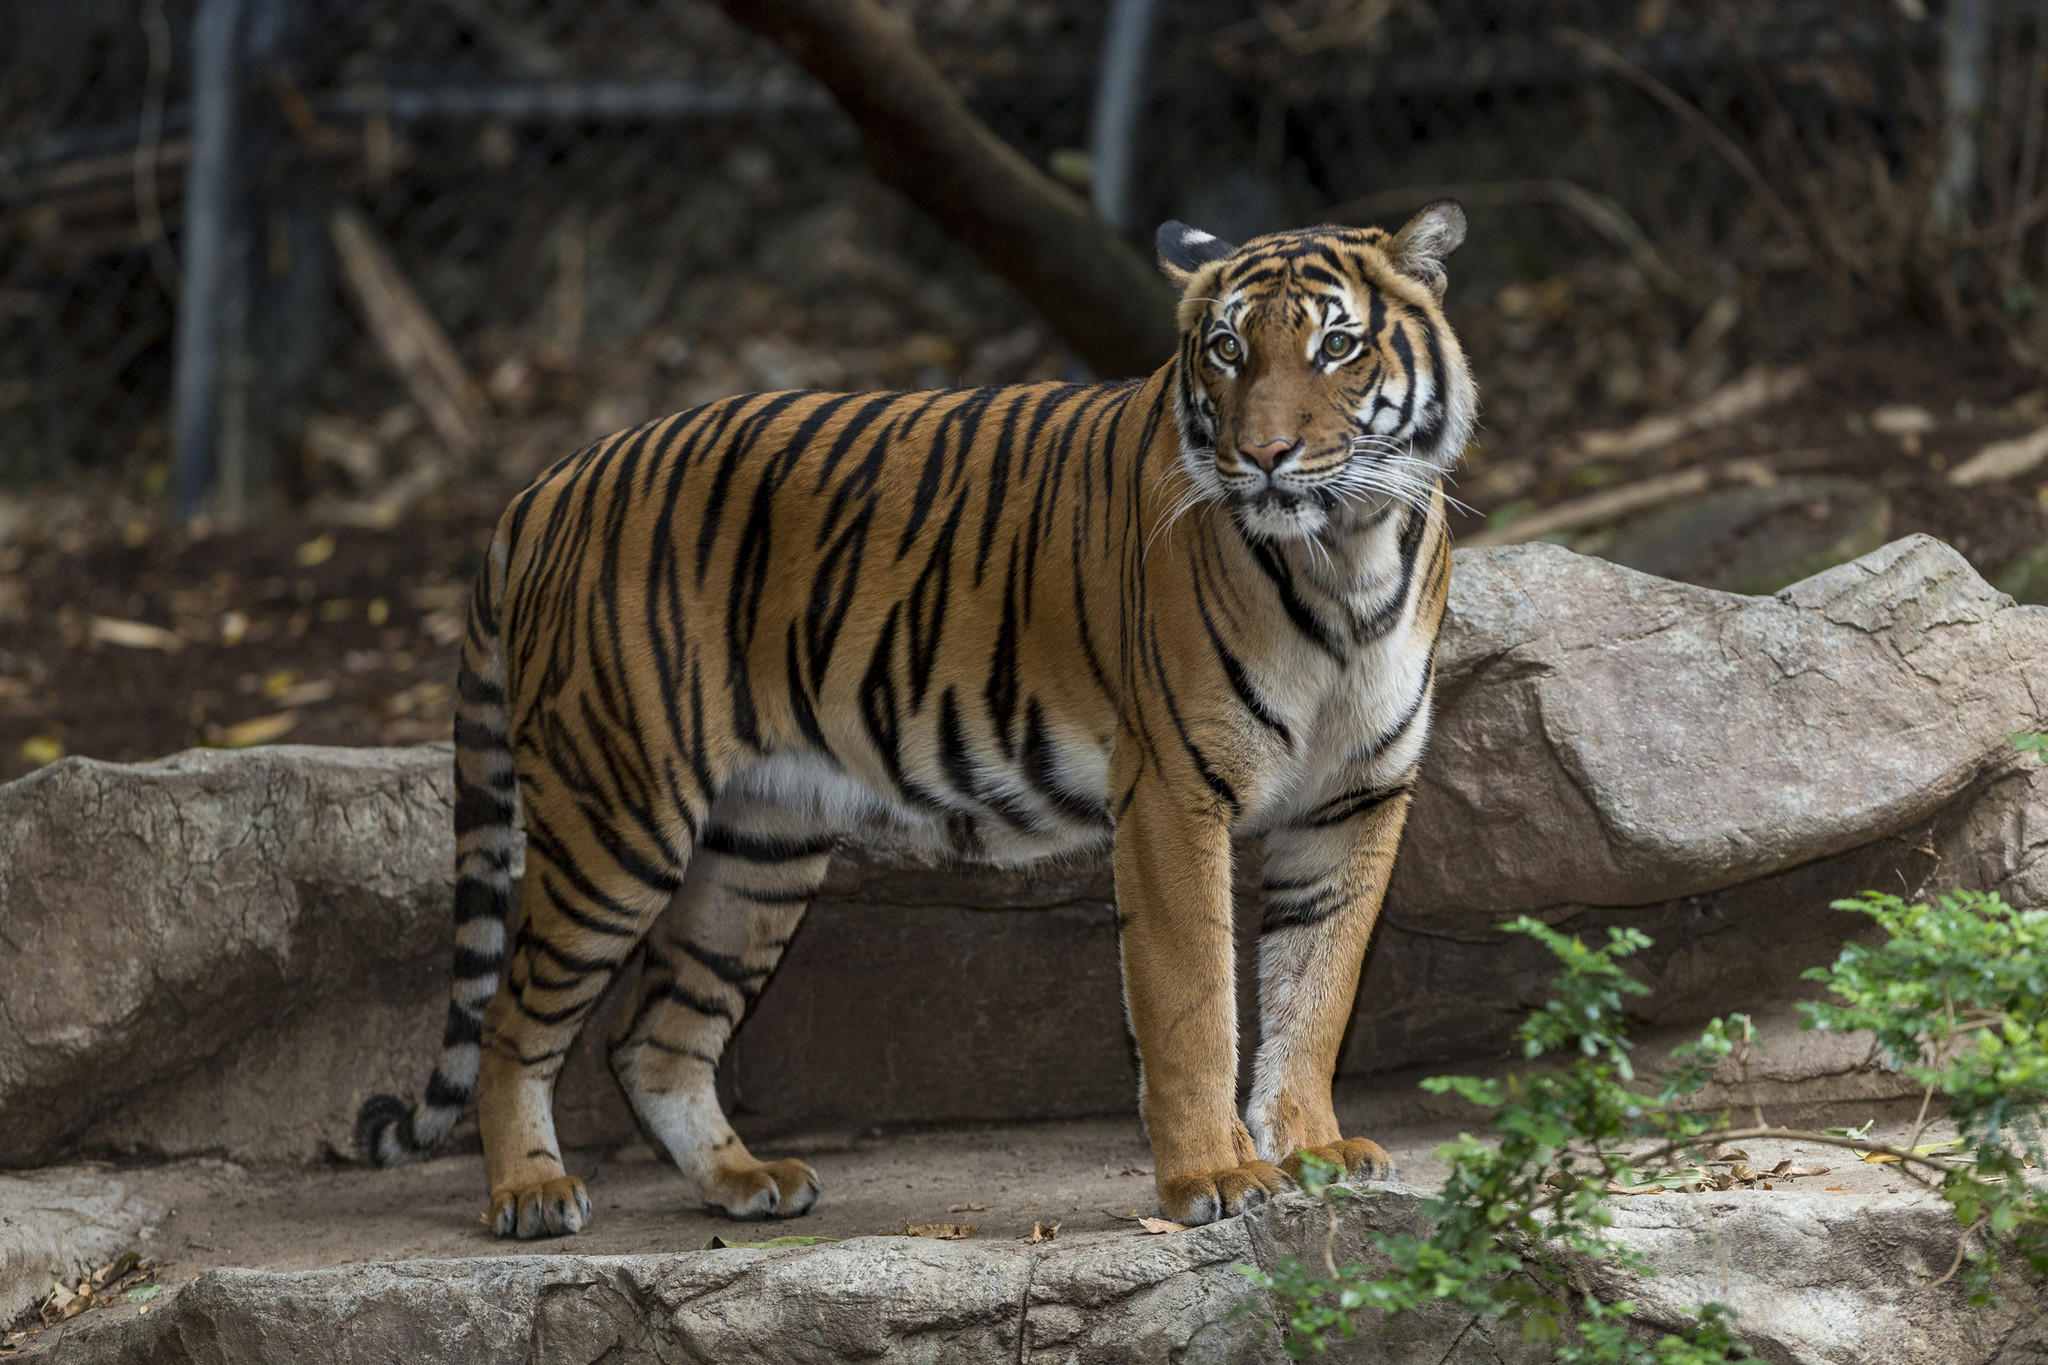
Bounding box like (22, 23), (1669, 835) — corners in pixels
(1238, 438), (1298, 472)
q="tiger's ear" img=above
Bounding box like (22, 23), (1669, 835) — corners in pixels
(1388, 200), (1466, 300)
(1156, 221), (1237, 293)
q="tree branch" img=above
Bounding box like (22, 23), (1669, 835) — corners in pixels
(711, 0), (1179, 377)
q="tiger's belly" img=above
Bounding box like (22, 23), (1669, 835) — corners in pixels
(722, 748), (1114, 868)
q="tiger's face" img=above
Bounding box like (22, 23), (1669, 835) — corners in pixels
(1157, 205), (1477, 544)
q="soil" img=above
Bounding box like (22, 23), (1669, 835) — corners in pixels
(2, 1098), (1965, 1357)
(3, 325), (2046, 786)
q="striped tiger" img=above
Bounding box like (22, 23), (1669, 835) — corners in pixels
(356, 203), (1477, 1238)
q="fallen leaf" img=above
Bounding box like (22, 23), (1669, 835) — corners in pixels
(1862, 1151), (1901, 1164)
(296, 533), (336, 567)
(947, 1202), (987, 1213)
(1823, 1186), (1850, 1192)
(209, 712), (299, 748)
(1136, 1217), (1187, 1234)
(1768, 1159), (1831, 1178)
(18, 734), (62, 767)
(91, 1252), (139, 1288)
(90, 616), (185, 651)
(903, 1223), (978, 1240)
(1029, 1220), (1060, 1243)
(700, 1234), (839, 1250)
(275, 678), (336, 707)
(127, 1285), (161, 1303)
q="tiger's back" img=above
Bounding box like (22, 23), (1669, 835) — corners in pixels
(360, 204), (1476, 1238)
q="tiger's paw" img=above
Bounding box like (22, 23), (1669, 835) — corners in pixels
(701, 1157), (821, 1220)
(1157, 1158), (1291, 1225)
(488, 1175), (592, 1239)
(1282, 1137), (1396, 1185)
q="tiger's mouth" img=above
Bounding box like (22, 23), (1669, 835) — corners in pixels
(1230, 486), (1332, 542)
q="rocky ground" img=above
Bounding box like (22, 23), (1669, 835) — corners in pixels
(5, 1107), (2033, 1363)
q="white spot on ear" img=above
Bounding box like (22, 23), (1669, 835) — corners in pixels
(1180, 228), (1217, 248)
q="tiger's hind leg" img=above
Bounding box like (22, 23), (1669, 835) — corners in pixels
(606, 798), (832, 1219)
(479, 827), (686, 1239)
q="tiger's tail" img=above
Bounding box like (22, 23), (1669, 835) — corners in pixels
(356, 530), (516, 1166)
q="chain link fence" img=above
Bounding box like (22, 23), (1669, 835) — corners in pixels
(1, 0), (2024, 511)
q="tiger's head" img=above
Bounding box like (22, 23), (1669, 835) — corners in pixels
(1156, 204), (1478, 544)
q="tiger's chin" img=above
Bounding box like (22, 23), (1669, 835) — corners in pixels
(1233, 491), (1331, 544)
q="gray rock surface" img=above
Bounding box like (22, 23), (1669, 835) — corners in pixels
(1600, 1189), (2046, 1365)
(0, 1167), (162, 1324)
(1395, 535), (2048, 913)
(0, 746), (452, 1168)
(36, 1183), (2043, 1365)
(1, 537), (2041, 1165)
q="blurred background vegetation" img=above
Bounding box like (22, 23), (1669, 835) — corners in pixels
(4, 0), (2047, 778)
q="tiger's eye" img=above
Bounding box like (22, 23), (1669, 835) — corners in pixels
(1214, 335), (1241, 363)
(1322, 332), (1355, 360)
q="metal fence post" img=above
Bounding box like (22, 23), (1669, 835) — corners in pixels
(170, 0), (250, 521)
(1089, 0), (1159, 235)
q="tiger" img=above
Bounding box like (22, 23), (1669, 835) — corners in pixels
(355, 202), (1477, 1239)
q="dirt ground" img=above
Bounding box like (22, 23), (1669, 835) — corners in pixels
(4, 324), (2045, 787)
(4, 1093), (1968, 1356)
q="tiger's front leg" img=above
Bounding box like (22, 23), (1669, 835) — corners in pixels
(1244, 788), (1412, 1185)
(1114, 771), (1290, 1224)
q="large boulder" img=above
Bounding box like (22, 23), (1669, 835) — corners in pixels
(0, 536), (2042, 1165)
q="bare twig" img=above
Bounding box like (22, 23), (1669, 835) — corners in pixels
(1463, 458), (1775, 548)
(135, 0), (181, 298)
(1567, 365), (1810, 465)
(1949, 422), (2048, 484)
(329, 204), (488, 457)
(1328, 178), (1698, 305)
(1922, 1216), (1985, 1290)
(1556, 27), (1814, 266)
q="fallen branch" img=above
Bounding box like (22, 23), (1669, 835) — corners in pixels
(1462, 458), (1773, 548)
(1949, 422), (2048, 485)
(1568, 365), (1810, 465)
(329, 203), (487, 457)
(709, 0), (1177, 376)
(1328, 178), (1700, 305)
(1557, 26), (1815, 268)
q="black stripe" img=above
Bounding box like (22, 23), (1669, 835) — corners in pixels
(906, 489), (970, 710)
(1019, 697), (1110, 826)
(1246, 540), (1344, 662)
(984, 550), (1021, 758)
(699, 828), (834, 862)
(450, 946), (500, 980)
(457, 667), (504, 705)
(785, 622), (831, 752)
(453, 877), (505, 925)
(453, 774), (514, 834)
(1191, 568), (1292, 746)
(695, 391), (811, 582)
(681, 939), (768, 987)
(1303, 782), (1411, 829)
(1261, 889), (1346, 933)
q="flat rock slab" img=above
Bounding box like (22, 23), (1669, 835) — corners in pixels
(0, 1169), (162, 1326)
(19, 1112), (2042, 1364)
(13, 1112), (2042, 1363)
